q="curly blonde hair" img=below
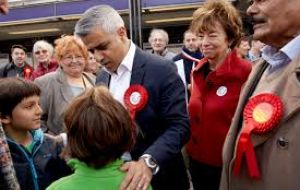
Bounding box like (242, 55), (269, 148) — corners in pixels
(191, 0), (243, 49)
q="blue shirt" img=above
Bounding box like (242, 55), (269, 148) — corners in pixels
(261, 34), (300, 72)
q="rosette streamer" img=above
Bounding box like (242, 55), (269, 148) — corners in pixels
(233, 93), (283, 179)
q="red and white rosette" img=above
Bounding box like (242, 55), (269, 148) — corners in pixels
(24, 68), (32, 80)
(124, 84), (148, 119)
(233, 93), (283, 179)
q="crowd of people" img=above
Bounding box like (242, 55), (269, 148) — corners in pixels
(1, 0), (300, 189)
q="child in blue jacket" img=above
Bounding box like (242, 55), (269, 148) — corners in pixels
(0, 78), (70, 190)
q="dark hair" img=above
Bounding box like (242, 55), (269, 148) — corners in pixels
(0, 78), (41, 117)
(191, 0), (243, 49)
(63, 86), (135, 169)
(11, 44), (27, 54)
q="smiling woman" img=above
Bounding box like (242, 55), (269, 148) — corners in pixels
(186, 1), (252, 189)
(31, 40), (58, 80)
(34, 35), (95, 135)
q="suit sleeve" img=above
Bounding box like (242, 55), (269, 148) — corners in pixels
(144, 63), (190, 167)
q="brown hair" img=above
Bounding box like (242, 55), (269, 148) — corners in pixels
(11, 44), (27, 54)
(63, 86), (135, 168)
(54, 35), (88, 62)
(0, 78), (40, 118)
(190, 0), (243, 49)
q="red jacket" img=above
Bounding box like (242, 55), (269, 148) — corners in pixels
(31, 59), (58, 80)
(187, 50), (251, 166)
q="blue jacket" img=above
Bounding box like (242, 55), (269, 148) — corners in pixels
(6, 129), (71, 190)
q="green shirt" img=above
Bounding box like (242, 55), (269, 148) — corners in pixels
(46, 159), (152, 190)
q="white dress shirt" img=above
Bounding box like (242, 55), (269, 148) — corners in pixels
(108, 41), (136, 105)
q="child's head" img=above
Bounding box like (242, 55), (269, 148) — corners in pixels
(64, 86), (135, 169)
(0, 78), (42, 130)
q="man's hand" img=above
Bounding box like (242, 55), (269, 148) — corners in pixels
(119, 160), (152, 190)
(0, 0), (8, 15)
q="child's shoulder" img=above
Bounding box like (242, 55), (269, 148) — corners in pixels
(44, 133), (64, 146)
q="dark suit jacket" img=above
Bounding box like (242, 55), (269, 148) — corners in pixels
(96, 47), (190, 190)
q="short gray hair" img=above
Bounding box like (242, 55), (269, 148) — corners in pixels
(148, 28), (169, 44)
(74, 5), (124, 37)
(33, 40), (54, 56)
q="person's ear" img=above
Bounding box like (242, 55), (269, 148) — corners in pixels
(117, 27), (127, 39)
(0, 115), (12, 125)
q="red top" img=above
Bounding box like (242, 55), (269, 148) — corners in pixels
(187, 50), (252, 166)
(31, 59), (58, 80)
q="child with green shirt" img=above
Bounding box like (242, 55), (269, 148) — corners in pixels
(47, 86), (152, 190)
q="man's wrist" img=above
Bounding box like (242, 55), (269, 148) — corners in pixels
(139, 154), (159, 175)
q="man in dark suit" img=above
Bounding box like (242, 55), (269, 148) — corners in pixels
(74, 5), (190, 190)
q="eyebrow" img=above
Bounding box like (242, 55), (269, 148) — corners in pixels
(92, 41), (110, 51)
(21, 100), (37, 106)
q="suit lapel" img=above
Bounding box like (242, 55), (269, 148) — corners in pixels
(230, 60), (268, 147)
(279, 56), (300, 121)
(234, 59), (268, 129)
(251, 56), (300, 147)
(95, 70), (110, 87)
(130, 48), (146, 85)
(57, 69), (73, 103)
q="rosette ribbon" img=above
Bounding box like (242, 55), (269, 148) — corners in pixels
(124, 84), (148, 120)
(24, 68), (32, 80)
(233, 93), (283, 179)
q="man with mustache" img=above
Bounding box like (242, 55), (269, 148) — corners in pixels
(0, 45), (33, 79)
(221, 0), (300, 189)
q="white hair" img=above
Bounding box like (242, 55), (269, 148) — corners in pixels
(32, 40), (54, 66)
(33, 40), (54, 56)
(148, 28), (169, 44)
(74, 5), (125, 37)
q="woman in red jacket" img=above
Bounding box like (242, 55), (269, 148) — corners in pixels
(31, 40), (58, 80)
(187, 1), (252, 189)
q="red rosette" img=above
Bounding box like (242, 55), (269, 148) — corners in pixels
(244, 93), (283, 134)
(124, 84), (148, 119)
(24, 68), (32, 80)
(233, 93), (283, 179)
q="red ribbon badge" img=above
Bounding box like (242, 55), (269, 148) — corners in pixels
(233, 93), (283, 179)
(23, 67), (32, 80)
(124, 85), (148, 119)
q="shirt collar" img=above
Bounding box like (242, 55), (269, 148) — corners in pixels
(117, 41), (136, 75)
(105, 41), (136, 75)
(281, 34), (300, 60)
(261, 34), (300, 71)
(68, 159), (124, 177)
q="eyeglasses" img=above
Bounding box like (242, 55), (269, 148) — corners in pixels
(62, 55), (85, 63)
(35, 49), (47, 55)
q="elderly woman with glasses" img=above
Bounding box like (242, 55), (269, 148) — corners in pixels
(34, 35), (94, 135)
(31, 40), (58, 80)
